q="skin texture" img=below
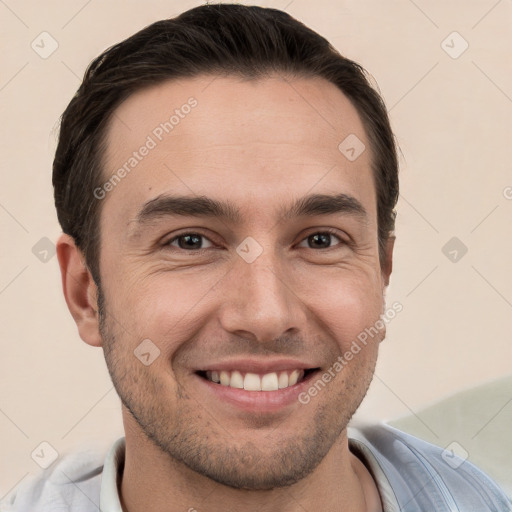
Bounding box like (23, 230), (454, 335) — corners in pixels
(57, 74), (394, 512)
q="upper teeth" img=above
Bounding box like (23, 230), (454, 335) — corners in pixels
(205, 370), (304, 391)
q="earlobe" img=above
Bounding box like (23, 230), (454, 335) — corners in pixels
(56, 234), (103, 347)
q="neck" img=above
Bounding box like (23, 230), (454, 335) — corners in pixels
(119, 415), (382, 512)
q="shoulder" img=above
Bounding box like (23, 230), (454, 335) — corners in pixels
(348, 423), (512, 512)
(0, 444), (106, 512)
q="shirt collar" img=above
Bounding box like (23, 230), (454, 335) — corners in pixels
(348, 430), (400, 512)
(99, 436), (126, 512)
(99, 433), (397, 512)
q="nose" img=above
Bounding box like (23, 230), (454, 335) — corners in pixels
(217, 246), (306, 345)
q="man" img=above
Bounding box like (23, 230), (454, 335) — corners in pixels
(3, 4), (510, 511)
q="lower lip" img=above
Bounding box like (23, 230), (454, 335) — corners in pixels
(195, 371), (319, 413)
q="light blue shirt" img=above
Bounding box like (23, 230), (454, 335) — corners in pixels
(2, 424), (510, 511)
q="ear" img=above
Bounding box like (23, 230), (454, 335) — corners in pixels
(381, 235), (395, 289)
(56, 233), (102, 347)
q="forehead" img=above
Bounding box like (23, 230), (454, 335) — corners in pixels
(105, 74), (367, 152)
(101, 74), (375, 229)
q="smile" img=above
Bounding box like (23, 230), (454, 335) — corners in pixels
(199, 369), (317, 391)
(194, 358), (321, 410)
(204, 369), (312, 391)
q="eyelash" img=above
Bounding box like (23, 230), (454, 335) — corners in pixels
(164, 228), (348, 252)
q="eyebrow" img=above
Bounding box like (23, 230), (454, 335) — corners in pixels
(132, 192), (367, 229)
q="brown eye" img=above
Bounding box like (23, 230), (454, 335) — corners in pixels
(167, 233), (214, 251)
(298, 231), (344, 250)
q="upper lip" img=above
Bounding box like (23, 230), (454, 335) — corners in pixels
(195, 358), (319, 374)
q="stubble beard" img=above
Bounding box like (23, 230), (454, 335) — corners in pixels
(97, 285), (377, 490)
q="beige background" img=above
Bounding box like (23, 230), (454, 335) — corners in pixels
(1, 0), (511, 497)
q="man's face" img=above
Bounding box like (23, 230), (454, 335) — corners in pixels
(97, 75), (392, 489)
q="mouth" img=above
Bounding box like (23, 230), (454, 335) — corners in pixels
(193, 358), (323, 412)
(196, 368), (319, 391)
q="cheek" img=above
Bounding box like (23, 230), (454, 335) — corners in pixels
(296, 267), (384, 349)
(104, 255), (384, 358)
(105, 270), (222, 353)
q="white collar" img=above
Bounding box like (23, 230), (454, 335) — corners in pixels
(98, 433), (397, 512)
(99, 436), (125, 512)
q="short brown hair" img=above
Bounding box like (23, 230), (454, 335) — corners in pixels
(53, 3), (399, 285)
